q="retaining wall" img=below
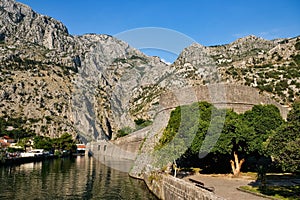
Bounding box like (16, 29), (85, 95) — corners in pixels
(144, 173), (224, 200)
(88, 126), (151, 160)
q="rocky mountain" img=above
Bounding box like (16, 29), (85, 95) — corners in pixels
(0, 0), (170, 141)
(0, 0), (299, 142)
(174, 35), (300, 104)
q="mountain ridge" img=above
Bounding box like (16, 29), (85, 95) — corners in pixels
(0, 0), (299, 141)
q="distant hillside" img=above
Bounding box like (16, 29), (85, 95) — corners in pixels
(173, 35), (300, 104)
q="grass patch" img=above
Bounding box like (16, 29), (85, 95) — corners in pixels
(240, 185), (300, 200)
(240, 172), (258, 180)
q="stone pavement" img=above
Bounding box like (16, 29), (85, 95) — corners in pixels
(183, 174), (267, 200)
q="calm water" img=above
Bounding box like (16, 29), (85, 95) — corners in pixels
(0, 157), (157, 200)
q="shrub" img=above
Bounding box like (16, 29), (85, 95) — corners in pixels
(134, 118), (147, 126)
(293, 54), (300, 66)
(265, 71), (280, 79)
(295, 42), (300, 50)
(134, 119), (152, 130)
(276, 80), (288, 90)
(258, 84), (273, 93)
(116, 127), (133, 138)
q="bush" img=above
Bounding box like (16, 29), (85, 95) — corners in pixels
(116, 127), (133, 138)
(265, 71), (280, 79)
(276, 80), (288, 91)
(295, 42), (300, 50)
(134, 119), (147, 126)
(134, 119), (152, 130)
(293, 54), (300, 66)
(258, 84), (273, 93)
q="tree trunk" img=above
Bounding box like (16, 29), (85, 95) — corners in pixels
(173, 159), (177, 178)
(230, 151), (245, 177)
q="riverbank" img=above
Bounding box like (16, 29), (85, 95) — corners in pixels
(0, 152), (84, 166)
(0, 154), (58, 166)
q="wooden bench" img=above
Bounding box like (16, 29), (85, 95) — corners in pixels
(189, 178), (204, 186)
(188, 178), (215, 192)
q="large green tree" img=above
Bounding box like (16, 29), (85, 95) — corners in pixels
(53, 133), (77, 152)
(156, 102), (284, 176)
(208, 110), (256, 176)
(33, 136), (53, 150)
(267, 102), (300, 172)
(209, 105), (283, 176)
(155, 102), (203, 176)
(243, 105), (284, 154)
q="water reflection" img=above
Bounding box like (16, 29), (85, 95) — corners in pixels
(0, 157), (157, 200)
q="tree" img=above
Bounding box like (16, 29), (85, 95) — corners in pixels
(187, 104), (282, 176)
(33, 136), (53, 151)
(53, 133), (76, 151)
(157, 102), (284, 176)
(243, 105), (284, 154)
(154, 102), (205, 176)
(209, 110), (255, 176)
(17, 137), (32, 151)
(267, 102), (300, 172)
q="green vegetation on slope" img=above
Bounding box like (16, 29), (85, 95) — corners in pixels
(116, 119), (153, 138)
(32, 133), (77, 152)
(0, 116), (35, 139)
(155, 101), (299, 175)
(267, 101), (300, 172)
(1, 116), (77, 154)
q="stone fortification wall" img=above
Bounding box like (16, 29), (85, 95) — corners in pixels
(88, 126), (151, 161)
(160, 84), (289, 119)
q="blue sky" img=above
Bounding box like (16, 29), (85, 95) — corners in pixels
(18, 0), (300, 62)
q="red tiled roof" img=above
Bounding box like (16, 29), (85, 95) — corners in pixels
(0, 141), (9, 147)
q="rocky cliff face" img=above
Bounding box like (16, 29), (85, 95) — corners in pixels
(0, 0), (299, 141)
(0, 0), (171, 141)
(173, 35), (300, 104)
(0, 0), (73, 52)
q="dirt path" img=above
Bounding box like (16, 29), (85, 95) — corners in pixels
(183, 174), (267, 200)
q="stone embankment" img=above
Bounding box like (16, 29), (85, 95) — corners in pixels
(0, 155), (58, 166)
(144, 173), (224, 200)
(88, 126), (151, 161)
